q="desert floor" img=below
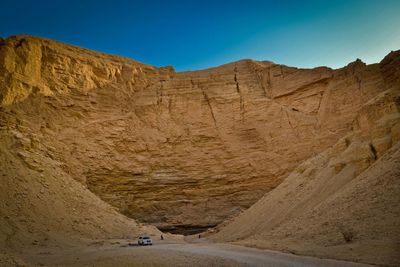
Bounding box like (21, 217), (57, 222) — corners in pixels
(9, 238), (374, 267)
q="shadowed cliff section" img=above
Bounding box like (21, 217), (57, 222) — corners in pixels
(1, 35), (399, 235)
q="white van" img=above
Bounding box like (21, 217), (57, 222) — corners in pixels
(138, 236), (153, 245)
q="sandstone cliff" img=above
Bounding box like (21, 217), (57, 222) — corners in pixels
(1, 36), (399, 234)
(0, 126), (161, 248)
(209, 88), (400, 266)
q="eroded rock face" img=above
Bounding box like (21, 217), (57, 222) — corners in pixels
(1, 35), (399, 233)
(209, 88), (400, 266)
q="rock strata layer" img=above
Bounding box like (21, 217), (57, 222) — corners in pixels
(210, 88), (400, 266)
(1, 35), (399, 233)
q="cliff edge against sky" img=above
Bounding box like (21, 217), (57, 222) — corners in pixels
(1, 35), (399, 265)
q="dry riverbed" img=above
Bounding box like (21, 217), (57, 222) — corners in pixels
(7, 239), (375, 267)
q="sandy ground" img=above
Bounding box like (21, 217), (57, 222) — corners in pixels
(5, 239), (373, 267)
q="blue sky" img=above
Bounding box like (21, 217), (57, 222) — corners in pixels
(1, 0), (399, 71)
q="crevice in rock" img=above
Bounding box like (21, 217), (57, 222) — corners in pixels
(345, 138), (351, 147)
(315, 91), (325, 116)
(234, 65), (245, 121)
(273, 77), (331, 100)
(15, 38), (25, 49)
(285, 109), (300, 139)
(265, 67), (273, 98)
(199, 84), (217, 127)
(370, 143), (378, 160)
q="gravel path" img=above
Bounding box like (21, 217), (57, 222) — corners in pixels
(21, 240), (374, 267)
(152, 242), (372, 267)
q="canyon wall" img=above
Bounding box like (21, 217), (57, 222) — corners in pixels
(210, 87), (400, 266)
(1, 35), (399, 233)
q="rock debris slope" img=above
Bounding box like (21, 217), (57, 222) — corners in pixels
(0, 127), (160, 248)
(210, 88), (400, 266)
(0, 35), (399, 238)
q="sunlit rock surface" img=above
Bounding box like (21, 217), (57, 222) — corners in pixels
(1, 35), (399, 234)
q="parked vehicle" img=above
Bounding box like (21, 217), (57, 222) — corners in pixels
(138, 236), (153, 246)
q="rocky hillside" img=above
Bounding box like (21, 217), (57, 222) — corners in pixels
(209, 88), (400, 266)
(0, 107), (161, 263)
(0, 124), (161, 241)
(1, 35), (399, 234)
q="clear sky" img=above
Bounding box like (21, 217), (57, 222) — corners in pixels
(1, 0), (399, 71)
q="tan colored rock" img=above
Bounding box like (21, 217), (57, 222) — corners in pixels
(209, 89), (400, 266)
(1, 35), (399, 235)
(0, 127), (160, 253)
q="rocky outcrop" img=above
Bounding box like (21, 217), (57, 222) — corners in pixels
(209, 88), (400, 266)
(0, 116), (161, 254)
(1, 35), (399, 233)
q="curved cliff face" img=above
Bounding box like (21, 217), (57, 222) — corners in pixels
(1, 35), (399, 233)
(0, 127), (161, 252)
(209, 88), (400, 266)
